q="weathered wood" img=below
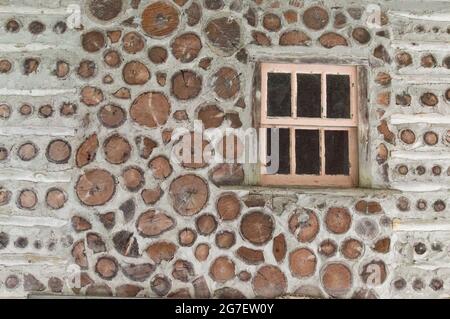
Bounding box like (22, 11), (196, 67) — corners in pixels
(321, 263), (352, 297)
(215, 231), (235, 249)
(122, 61), (150, 85)
(240, 211), (274, 246)
(88, 0), (123, 21)
(130, 92), (170, 128)
(205, 17), (241, 56)
(82, 31), (106, 53)
(78, 60), (96, 78)
(288, 210), (319, 243)
(213, 67), (240, 100)
(104, 50), (122, 68)
(45, 188), (66, 209)
(141, 2), (180, 38)
(217, 193), (241, 221)
(148, 46), (168, 64)
(170, 175), (209, 216)
(122, 31), (145, 54)
(171, 33), (202, 63)
(95, 256), (118, 280)
(303, 6), (329, 30)
(76, 134), (98, 168)
(146, 241), (177, 264)
(186, 2), (201, 26)
(149, 156), (173, 180)
(210, 256), (235, 283)
(196, 214), (217, 235)
(136, 210), (175, 237)
(252, 265), (286, 298)
(263, 13), (281, 32)
(178, 228), (197, 247)
(289, 248), (317, 278)
(75, 169), (116, 206)
(171, 70), (202, 100)
(46, 139), (71, 164)
(103, 134), (131, 164)
(341, 238), (364, 259)
(325, 208), (352, 234)
(81, 86), (104, 106)
(122, 166), (144, 192)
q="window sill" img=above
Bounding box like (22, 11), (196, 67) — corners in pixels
(218, 184), (402, 197)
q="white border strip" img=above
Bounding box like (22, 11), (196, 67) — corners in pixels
(0, 7), (69, 15)
(0, 215), (67, 228)
(391, 114), (450, 125)
(0, 169), (72, 183)
(0, 126), (76, 137)
(0, 88), (77, 96)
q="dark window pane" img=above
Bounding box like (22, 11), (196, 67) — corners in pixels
(327, 74), (350, 119)
(325, 130), (349, 175)
(266, 128), (290, 175)
(297, 73), (321, 118)
(267, 73), (291, 117)
(295, 129), (320, 175)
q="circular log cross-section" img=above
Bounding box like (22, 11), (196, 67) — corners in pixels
(18, 189), (38, 210)
(82, 31), (106, 53)
(213, 67), (240, 100)
(81, 86), (104, 107)
(341, 238), (364, 260)
(169, 175), (209, 216)
(210, 256), (235, 283)
(98, 104), (126, 128)
(103, 50), (122, 68)
(88, 0), (123, 21)
(46, 139), (71, 164)
(122, 61), (150, 85)
(288, 210), (320, 243)
(171, 70), (202, 100)
(171, 33), (202, 63)
(252, 265), (287, 298)
(122, 31), (145, 54)
(148, 46), (168, 64)
(18, 142), (38, 161)
(130, 92), (170, 128)
(196, 214), (217, 235)
(321, 263), (353, 298)
(289, 248), (317, 278)
(141, 2), (180, 38)
(197, 104), (225, 129)
(75, 169), (116, 206)
(303, 6), (329, 30)
(205, 17), (241, 56)
(149, 156), (173, 180)
(103, 134), (131, 164)
(240, 211), (274, 246)
(324, 207), (352, 234)
(78, 60), (96, 78)
(46, 188), (67, 210)
(122, 166), (145, 192)
(216, 193), (241, 221)
(95, 256), (118, 280)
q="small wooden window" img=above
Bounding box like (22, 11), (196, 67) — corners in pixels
(260, 63), (359, 187)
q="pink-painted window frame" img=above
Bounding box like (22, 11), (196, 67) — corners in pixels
(260, 63), (359, 188)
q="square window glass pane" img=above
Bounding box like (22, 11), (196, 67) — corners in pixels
(297, 73), (322, 118)
(327, 74), (350, 119)
(267, 73), (291, 117)
(295, 129), (320, 175)
(266, 128), (290, 175)
(325, 130), (349, 175)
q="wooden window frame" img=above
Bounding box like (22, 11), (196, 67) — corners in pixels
(260, 63), (359, 188)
